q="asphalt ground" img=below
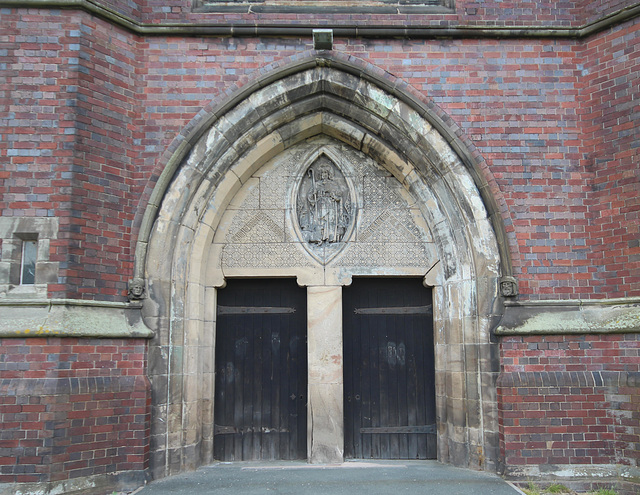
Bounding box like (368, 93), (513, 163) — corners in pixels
(135, 460), (524, 495)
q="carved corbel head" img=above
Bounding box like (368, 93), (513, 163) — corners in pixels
(128, 277), (146, 301)
(500, 276), (519, 298)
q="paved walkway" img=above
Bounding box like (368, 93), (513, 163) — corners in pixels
(135, 460), (523, 495)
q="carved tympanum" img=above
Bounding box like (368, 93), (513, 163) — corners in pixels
(296, 155), (353, 261)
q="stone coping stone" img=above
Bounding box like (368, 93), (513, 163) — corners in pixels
(0, 298), (154, 338)
(495, 297), (640, 335)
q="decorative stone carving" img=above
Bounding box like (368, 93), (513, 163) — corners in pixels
(259, 175), (289, 209)
(337, 242), (432, 268)
(217, 139), (436, 272)
(128, 277), (146, 300)
(500, 276), (519, 297)
(222, 242), (312, 268)
(363, 175), (405, 210)
(359, 210), (421, 243)
(295, 154), (354, 263)
(230, 210), (284, 244)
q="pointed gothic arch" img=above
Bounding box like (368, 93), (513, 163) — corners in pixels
(139, 53), (512, 478)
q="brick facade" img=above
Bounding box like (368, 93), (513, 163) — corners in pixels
(0, 339), (150, 488)
(0, 0), (638, 493)
(2, 11), (638, 301)
(498, 334), (640, 491)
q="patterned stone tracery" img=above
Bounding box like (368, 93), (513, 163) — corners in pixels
(218, 138), (436, 271)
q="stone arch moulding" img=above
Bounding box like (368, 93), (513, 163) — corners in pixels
(140, 53), (511, 479)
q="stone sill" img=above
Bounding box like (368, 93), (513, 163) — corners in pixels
(495, 297), (640, 336)
(0, 298), (154, 339)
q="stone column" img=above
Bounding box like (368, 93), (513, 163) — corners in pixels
(307, 285), (344, 464)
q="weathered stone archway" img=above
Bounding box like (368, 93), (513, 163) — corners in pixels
(141, 54), (509, 479)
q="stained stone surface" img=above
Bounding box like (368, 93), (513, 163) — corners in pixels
(307, 286), (344, 463)
(0, 299), (152, 338)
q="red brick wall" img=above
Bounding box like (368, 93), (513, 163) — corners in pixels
(498, 334), (640, 470)
(0, 10), (139, 301)
(135, 22), (639, 301)
(582, 17), (640, 299)
(579, 0), (637, 26)
(62, 16), (139, 301)
(0, 338), (150, 484)
(2, 10), (638, 301)
(0, 11), (83, 287)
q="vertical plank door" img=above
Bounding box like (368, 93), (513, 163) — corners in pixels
(214, 279), (307, 461)
(343, 278), (436, 459)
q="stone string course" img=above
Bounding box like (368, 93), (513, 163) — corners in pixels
(50, 0), (640, 28)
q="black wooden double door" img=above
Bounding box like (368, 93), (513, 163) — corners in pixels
(214, 279), (307, 461)
(343, 278), (436, 459)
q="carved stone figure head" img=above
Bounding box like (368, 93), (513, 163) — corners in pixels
(500, 276), (518, 297)
(128, 277), (146, 300)
(318, 162), (333, 181)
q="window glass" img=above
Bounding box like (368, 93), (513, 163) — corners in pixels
(21, 240), (37, 285)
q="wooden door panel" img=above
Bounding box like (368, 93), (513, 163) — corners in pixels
(214, 279), (307, 461)
(343, 278), (436, 460)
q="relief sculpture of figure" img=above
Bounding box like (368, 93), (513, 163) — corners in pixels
(299, 158), (350, 246)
